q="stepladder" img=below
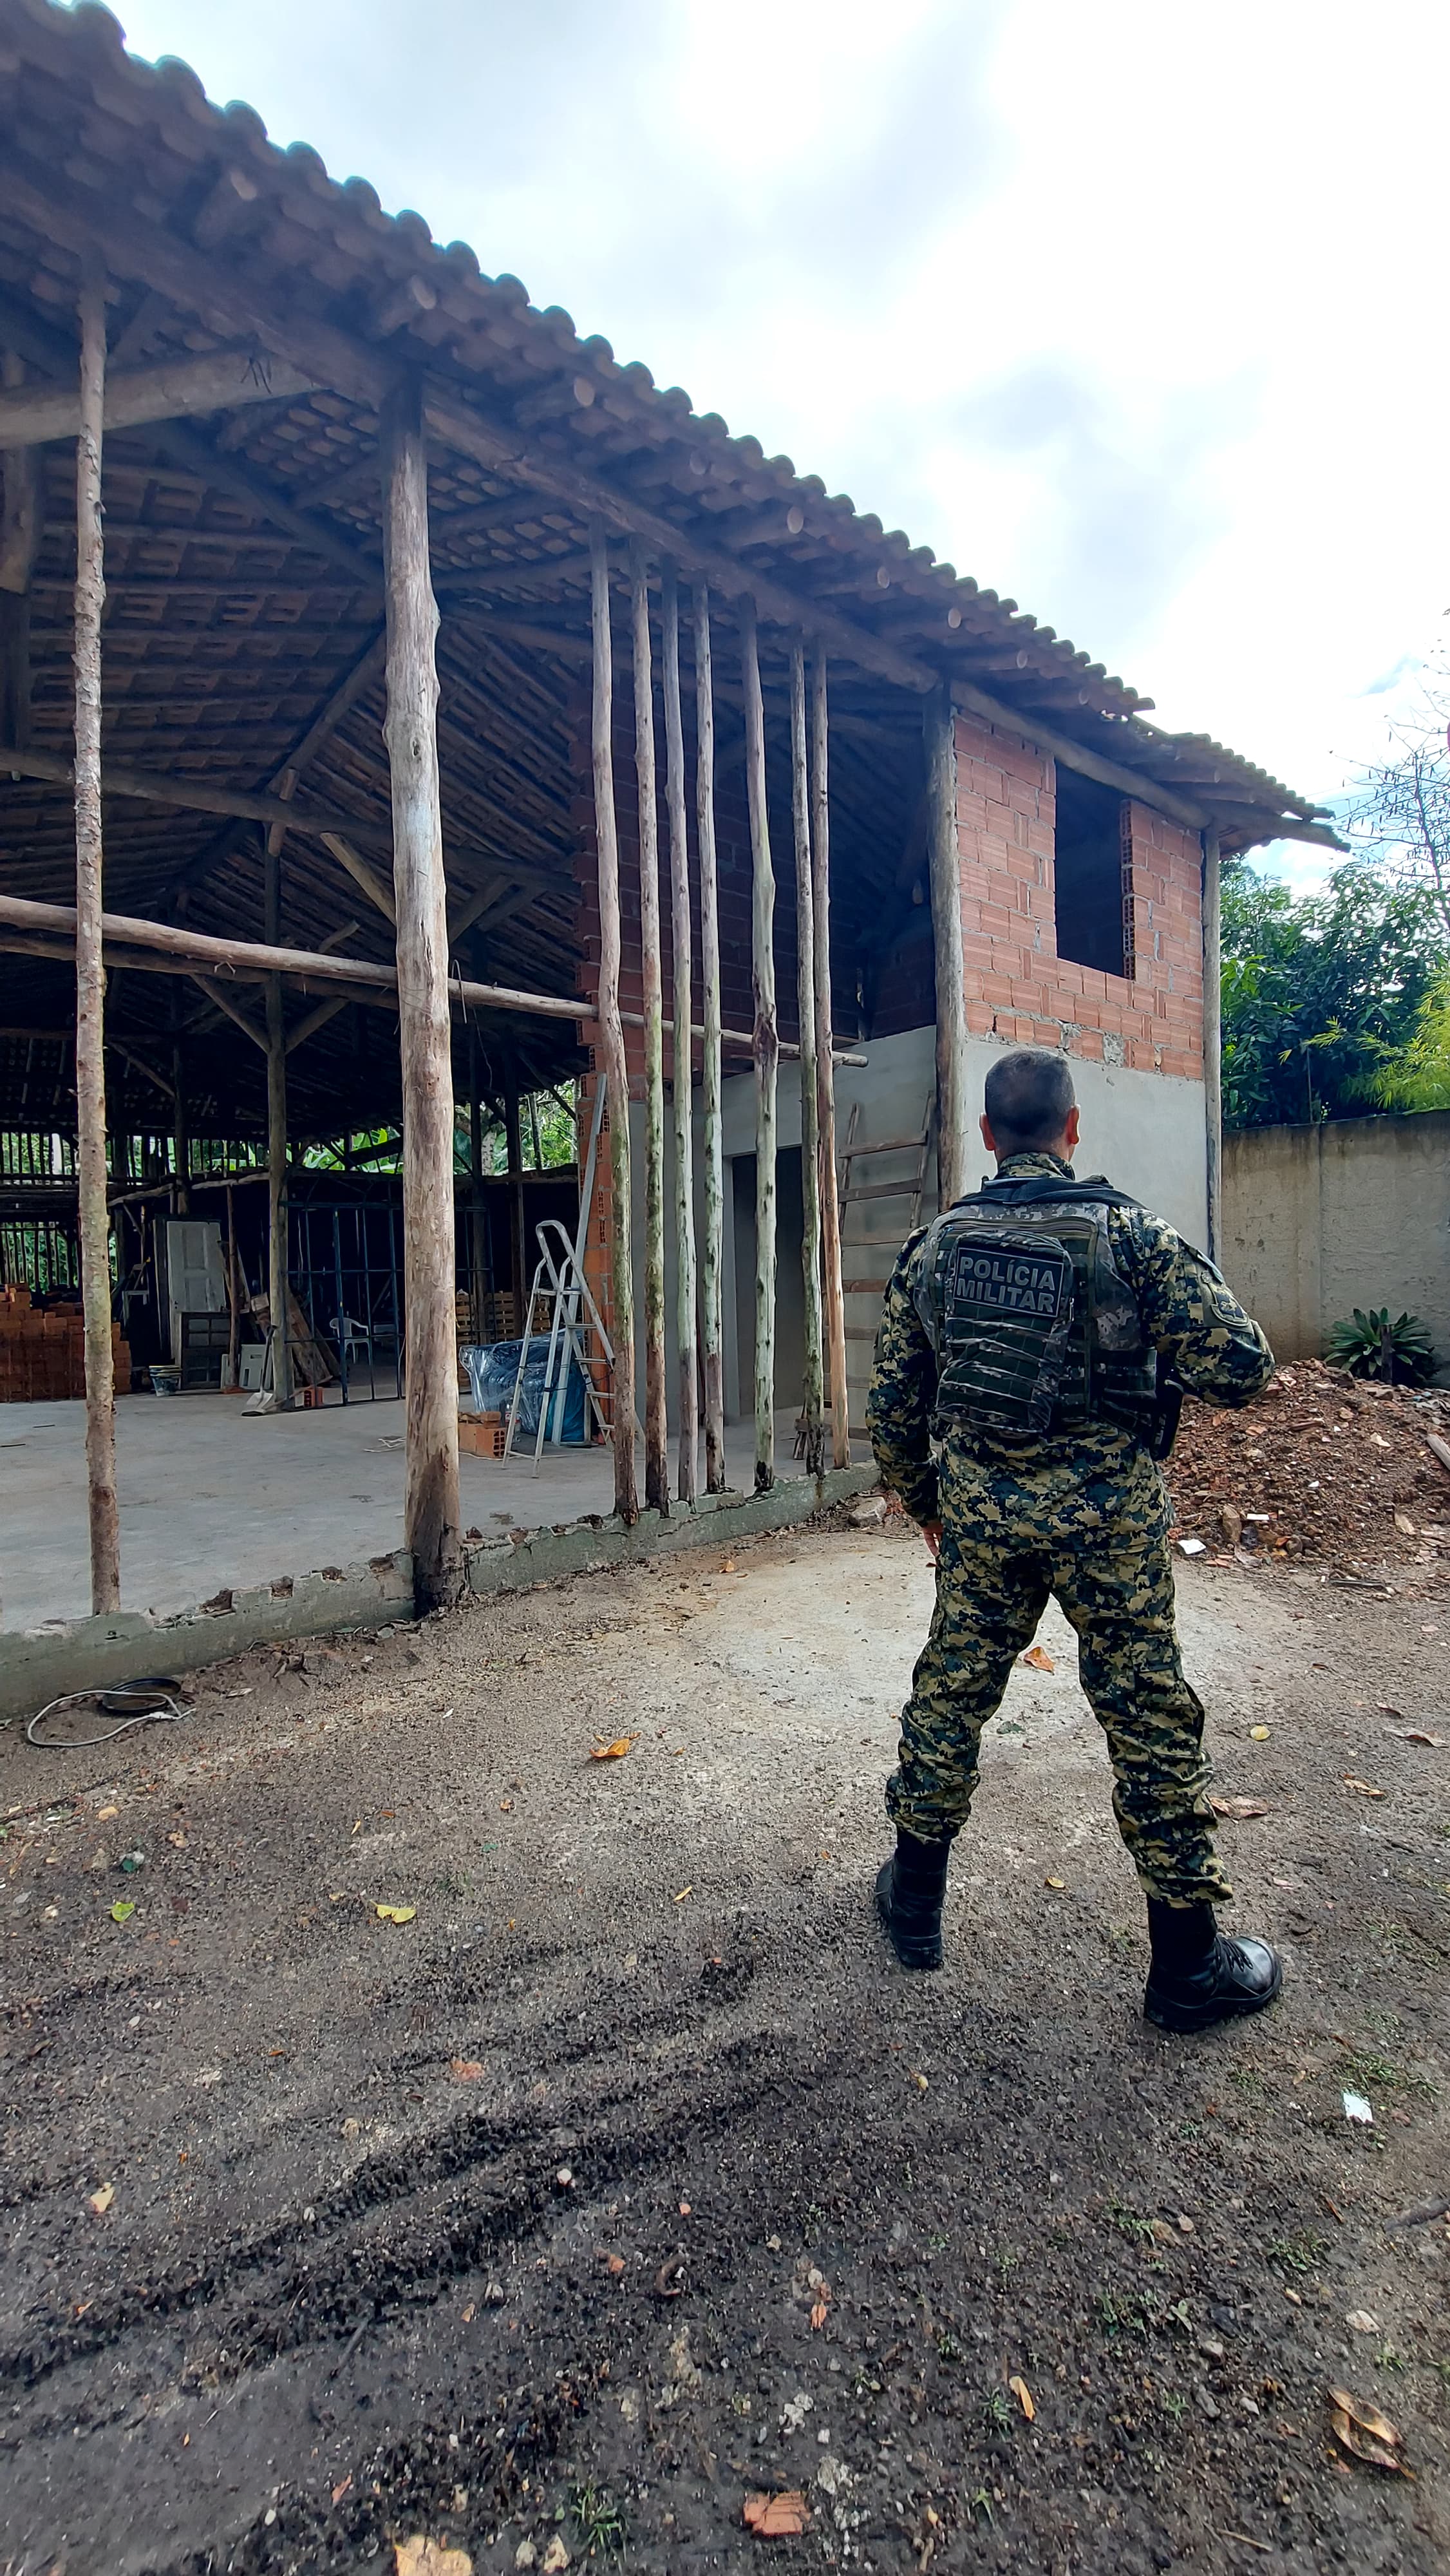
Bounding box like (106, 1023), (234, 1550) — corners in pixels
(836, 1094), (935, 1412)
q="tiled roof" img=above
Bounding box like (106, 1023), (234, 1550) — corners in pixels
(0, 0), (1324, 848)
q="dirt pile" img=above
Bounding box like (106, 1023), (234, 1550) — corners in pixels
(1166, 1358), (1450, 1580)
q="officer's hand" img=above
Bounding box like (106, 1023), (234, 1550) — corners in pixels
(920, 1519), (943, 1562)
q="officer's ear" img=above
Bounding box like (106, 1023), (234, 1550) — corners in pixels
(1064, 1105), (1081, 1153)
(979, 1112), (997, 1153)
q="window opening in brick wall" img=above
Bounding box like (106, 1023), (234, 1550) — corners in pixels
(1053, 768), (1133, 980)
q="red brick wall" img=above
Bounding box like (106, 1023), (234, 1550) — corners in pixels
(952, 708), (1203, 1077)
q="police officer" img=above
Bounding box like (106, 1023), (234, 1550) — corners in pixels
(867, 1046), (1281, 2033)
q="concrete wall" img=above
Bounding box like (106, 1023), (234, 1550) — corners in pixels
(0, 1473), (878, 1721)
(1223, 1112), (1450, 1365)
(717, 1022), (1209, 1411)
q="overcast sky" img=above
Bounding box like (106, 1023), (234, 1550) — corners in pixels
(109, 0), (1449, 889)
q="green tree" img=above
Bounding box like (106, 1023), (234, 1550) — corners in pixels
(1220, 862), (1445, 1128)
(1370, 967), (1450, 1112)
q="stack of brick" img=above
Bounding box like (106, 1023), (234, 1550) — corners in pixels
(0, 1285), (130, 1400)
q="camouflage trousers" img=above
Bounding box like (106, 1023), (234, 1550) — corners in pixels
(885, 1444), (1231, 1908)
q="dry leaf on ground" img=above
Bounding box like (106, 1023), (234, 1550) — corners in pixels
(1342, 1777), (1384, 1799)
(1008, 2374), (1035, 2420)
(395, 2540), (473, 2576)
(375, 1902), (417, 1924)
(1210, 1797), (1271, 1819)
(1019, 1645), (1055, 1672)
(1327, 2387), (1411, 2475)
(331, 2475), (352, 2504)
(1248, 1725), (1271, 1741)
(743, 2491), (811, 2537)
(87, 2183), (114, 2215)
(449, 2059), (485, 2081)
(540, 2539), (570, 2573)
(1345, 2310), (1380, 2334)
(589, 1736), (636, 1761)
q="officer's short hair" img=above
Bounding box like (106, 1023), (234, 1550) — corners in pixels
(983, 1047), (1076, 1152)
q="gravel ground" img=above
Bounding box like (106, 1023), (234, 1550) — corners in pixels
(2, 1519), (1447, 2576)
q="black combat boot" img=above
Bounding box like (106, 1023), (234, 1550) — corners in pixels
(876, 1830), (952, 1971)
(1143, 1899), (1282, 2033)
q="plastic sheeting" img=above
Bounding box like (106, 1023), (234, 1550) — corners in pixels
(458, 1336), (587, 1444)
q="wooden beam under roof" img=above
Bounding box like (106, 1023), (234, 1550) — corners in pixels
(0, 147), (395, 410)
(0, 347), (320, 445)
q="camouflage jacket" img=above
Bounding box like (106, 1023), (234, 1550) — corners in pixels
(867, 1150), (1275, 1524)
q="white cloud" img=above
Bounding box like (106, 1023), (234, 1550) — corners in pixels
(104, 0), (1450, 818)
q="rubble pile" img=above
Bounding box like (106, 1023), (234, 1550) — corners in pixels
(1165, 1358), (1450, 1580)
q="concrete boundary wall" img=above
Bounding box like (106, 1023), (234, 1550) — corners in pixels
(0, 1464), (878, 1722)
(1223, 1112), (1450, 1365)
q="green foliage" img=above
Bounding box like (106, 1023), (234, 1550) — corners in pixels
(1325, 1307), (1436, 1385)
(1371, 968), (1450, 1112)
(1221, 862), (1447, 1128)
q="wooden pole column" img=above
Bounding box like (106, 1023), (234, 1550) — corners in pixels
(1201, 827), (1223, 1264)
(812, 645), (849, 1467)
(661, 564), (697, 1504)
(630, 542), (669, 1514)
(381, 381), (462, 1610)
(263, 842), (292, 1408)
(925, 685), (968, 1208)
(693, 583), (726, 1493)
(467, 1029), (487, 1340)
(790, 639), (824, 1478)
(590, 520), (638, 1524)
(72, 265), (118, 1612)
(504, 1064), (527, 1323)
(741, 600), (778, 1495)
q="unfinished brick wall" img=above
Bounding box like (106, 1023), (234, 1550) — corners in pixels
(952, 708), (1203, 1077)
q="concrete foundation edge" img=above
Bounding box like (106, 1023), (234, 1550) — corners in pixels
(0, 1464), (879, 1721)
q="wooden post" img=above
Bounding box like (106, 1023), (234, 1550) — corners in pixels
(381, 379), (461, 1609)
(925, 685), (968, 1207)
(224, 1180), (240, 1388)
(1201, 826), (1222, 1264)
(467, 1029), (487, 1341)
(693, 583), (726, 1493)
(812, 644), (849, 1468)
(72, 266), (118, 1613)
(631, 541), (669, 1514)
(741, 600), (778, 1495)
(590, 520), (638, 1523)
(171, 971), (190, 1215)
(790, 640), (825, 1477)
(661, 563), (697, 1504)
(504, 1064), (527, 1325)
(263, 842), (293, 1408)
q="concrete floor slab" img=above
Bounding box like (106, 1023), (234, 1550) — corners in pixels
(0, 1393), (845, 1629)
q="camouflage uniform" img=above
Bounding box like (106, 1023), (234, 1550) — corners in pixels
(867, 1151), (1274, 1908)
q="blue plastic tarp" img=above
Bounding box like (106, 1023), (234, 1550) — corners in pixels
(459, 1336), (587, 1444)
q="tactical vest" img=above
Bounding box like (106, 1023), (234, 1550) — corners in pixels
(913, 1173), (1162, 1443)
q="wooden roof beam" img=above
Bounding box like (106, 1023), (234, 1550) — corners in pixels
(425, 393), (941, 696)
(0, 896), (865, 1063)
(950, 679), (1209, 830)
(0, 347), (319, 446)
(0, 741), (397, 847)
(0, 147), (395, 411)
